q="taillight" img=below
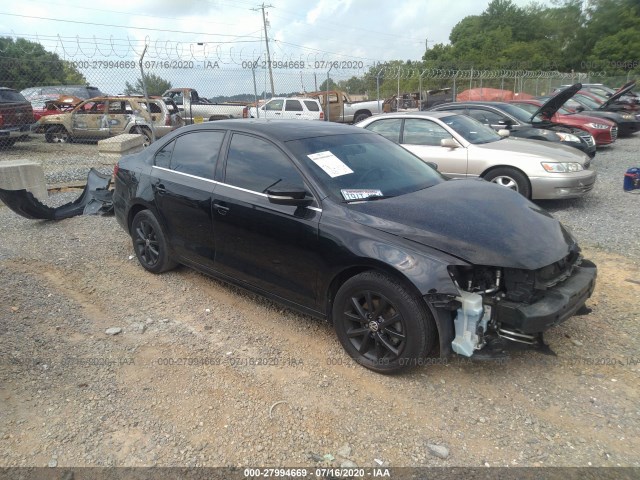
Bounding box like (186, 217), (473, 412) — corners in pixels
(320, 111), (324, 120)
(242, 107), (248, 118)
(113, 163), (120, 177)
(165, 115), (171, 126)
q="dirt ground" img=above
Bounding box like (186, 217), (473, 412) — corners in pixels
(1, 135), (640, 471)
(1, 210), (639, 469)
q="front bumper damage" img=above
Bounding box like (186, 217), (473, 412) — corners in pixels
(436, 255), (597, 359)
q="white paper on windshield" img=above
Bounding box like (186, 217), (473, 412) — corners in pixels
(341, 189), (384, 201)
(308, 151), (353, 178)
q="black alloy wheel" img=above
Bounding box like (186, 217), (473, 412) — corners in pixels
(131, 210), (177, 274)
(333, 271), (435, 373)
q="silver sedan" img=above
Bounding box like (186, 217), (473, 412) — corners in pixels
(356, 111), (596, 199)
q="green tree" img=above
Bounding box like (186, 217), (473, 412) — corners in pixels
(124, 73), (172, 96)
(0, 37), (87, 91)
(318, 77), (338, 91)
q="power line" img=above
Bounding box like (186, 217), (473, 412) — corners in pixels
(0, 13), (264, 39)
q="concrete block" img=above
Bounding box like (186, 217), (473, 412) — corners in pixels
(0, 159), (47, 202)
(97, 134), (145, 153)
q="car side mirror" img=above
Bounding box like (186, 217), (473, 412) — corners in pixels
(267, 186), (313, 206)
(498, 129), (510, 137)
(440, 138), (460, 149)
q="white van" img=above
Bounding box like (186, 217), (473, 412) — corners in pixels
(248, 97), (324, 120)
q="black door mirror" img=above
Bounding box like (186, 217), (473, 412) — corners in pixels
(267, 185), (313, 206)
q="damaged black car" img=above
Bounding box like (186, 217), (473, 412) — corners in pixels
(113, 120), (597, 373)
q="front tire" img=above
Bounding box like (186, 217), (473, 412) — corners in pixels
(483, 167), (531, 198)
(332, 271), (436, 373)
(131, 210), (177, 274)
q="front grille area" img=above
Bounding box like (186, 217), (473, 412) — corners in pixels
(502, 250), (582, 304)
(579, 133), (595, 147)
(611, 126), (618, 141)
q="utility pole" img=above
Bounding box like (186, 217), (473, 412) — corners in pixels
(252, 3), (275, 96)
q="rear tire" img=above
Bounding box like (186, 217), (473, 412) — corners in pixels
(45, 125), (70, 143)
(483, 167), (531, 198)
(332, 271), (436, 373)
(131, 210), (177, 274)
(353, 112), (371, 124)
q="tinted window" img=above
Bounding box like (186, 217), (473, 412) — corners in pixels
(169, 131), (225, 179)
(154, 140), (175, 168)
(494, 104), (532, 123)
(403, 119), (452, 146)
(363, 118), (402, 142)
(467, 108), (504, 124)
(285, 100), (303, 111)
(304, 100), (320, 112)
(225, 134), (305, 193)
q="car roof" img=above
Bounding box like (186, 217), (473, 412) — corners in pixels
(438, 101), (513, 108)
(362, 111), (459, 120)
(175, 119), (372, 142)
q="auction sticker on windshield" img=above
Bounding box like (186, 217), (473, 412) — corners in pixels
(308, 151), (353, 178)
(341, 189), (384, 201)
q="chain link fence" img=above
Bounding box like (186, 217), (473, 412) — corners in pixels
(1, 36), (636, 147)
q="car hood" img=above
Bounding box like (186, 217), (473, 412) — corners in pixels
(531, 83), (581, 120)
(474, 137), (588, 163)
(601, 80), (637, 109)
(559, 112), (614, 126)
(346, 180), (576, 270)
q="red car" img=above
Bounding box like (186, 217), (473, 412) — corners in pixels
(509, 98), (617, 146)
(31, 95), (83, 121)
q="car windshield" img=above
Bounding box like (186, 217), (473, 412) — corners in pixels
(286, 132), (443, 202)
(0, 90), (28, 102)
(496, 103), (534, 123)
(440, 114), (502, 144)
(573, 94), (602, 110)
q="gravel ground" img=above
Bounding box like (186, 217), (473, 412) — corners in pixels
(0, 134), (639, 470)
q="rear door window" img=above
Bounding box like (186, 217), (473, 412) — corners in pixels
(156, 131), (225, 179)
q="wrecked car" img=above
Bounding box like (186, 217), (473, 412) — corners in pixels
(113, 120), (597, 373)
(33, 95), (184, 145)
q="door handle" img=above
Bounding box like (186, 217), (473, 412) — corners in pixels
(213, 202), (230, 215)
(155, 183), (167, 194)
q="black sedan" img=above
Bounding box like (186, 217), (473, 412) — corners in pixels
(113, 120), (597, 373)
(429, 100), (597, 157)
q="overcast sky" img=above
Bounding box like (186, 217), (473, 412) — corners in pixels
(2, 0), (549, 63)
(1, 0), (553, 96)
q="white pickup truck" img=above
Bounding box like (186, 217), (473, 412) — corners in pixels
(162, 88), (248, 123)
(304, 90), (383, 123)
